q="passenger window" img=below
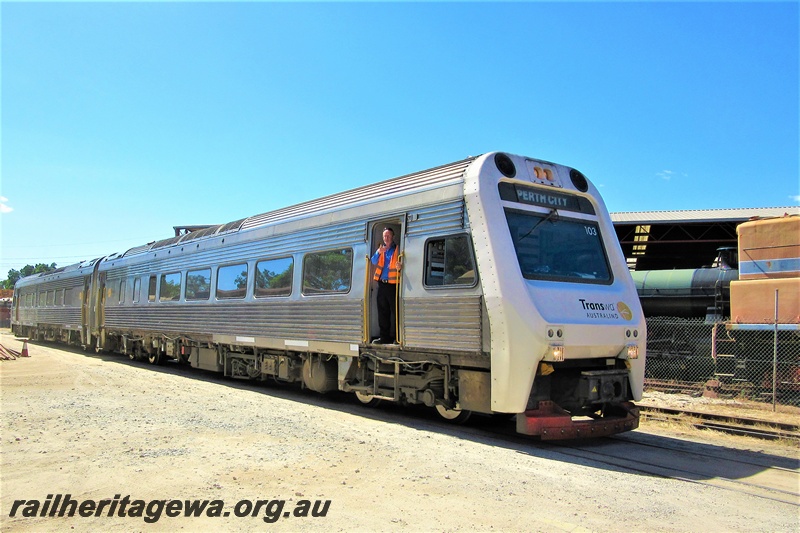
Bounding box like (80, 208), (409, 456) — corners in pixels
(186, 268), (212, 300)
(56, 289), (65, 306)
(217, 263), (248, 299)
(159, 272), (181, 301)
(424, 235), (476, 287)
(119, 281), (126, 304)
(148, 276), (157, 302)
(133, 278), (141, 303)
(255, 257), (293, 298)
(302, 249), (353, 295)
(47, 290), (55, 306)
(39, 292), (45, 307)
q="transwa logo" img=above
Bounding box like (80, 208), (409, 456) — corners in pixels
(617, 302), (633, 321)
(578, 299), (634, 321)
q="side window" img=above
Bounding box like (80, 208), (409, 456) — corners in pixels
(133, 278), (141, 303)
(39, 292), (45, 307)
(302, 249), (353, 295)
(119, 281), (126, 304)
(186, 268), (212, 301)
(255, 257), (293, 298)
(56, 289), (65, 306)
(47, 290), (55, 306)
(148, 275), (157, 302)
(424, 235), (477, 287)
(217, 263), (248, 299)
(159, 272), (181, 302)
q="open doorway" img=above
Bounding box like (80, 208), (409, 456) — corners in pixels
(367, 219), (403, 344)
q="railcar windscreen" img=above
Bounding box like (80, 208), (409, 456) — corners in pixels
(504, 208), (612, 284)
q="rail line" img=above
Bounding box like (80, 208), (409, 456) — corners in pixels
(644, 379), (706, 395)
(446, 415), (800, 506)
(456, 413), (799, 506)
(542, 432), (800, 506)
(639, 405), (800, 443)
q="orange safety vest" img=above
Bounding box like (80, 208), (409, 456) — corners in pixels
(373, 247), (400, 284)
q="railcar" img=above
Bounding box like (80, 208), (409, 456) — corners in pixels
(12, 152), (646, 439)
(631, 248), (738, 320)
(718, 215), (800, 397)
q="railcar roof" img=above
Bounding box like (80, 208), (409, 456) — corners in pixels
(118, 156), (478, 259)
(13, 257), (103, 286)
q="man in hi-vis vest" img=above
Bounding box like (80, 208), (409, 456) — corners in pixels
(371, 228), (400, 344)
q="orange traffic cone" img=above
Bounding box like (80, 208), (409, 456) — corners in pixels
(21, 340), (29, 357)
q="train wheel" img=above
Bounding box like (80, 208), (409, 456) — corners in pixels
(435, 404), (472, 424)
(355, 391), (382, 407)
(148, 351), (162, 365)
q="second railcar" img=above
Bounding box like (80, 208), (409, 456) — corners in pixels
(13, 152), (646, 439)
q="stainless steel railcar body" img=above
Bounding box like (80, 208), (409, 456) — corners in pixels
(13, 152), (646, 438)
(12, 258), (104, 345)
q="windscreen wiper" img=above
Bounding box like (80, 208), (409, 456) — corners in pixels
(519, 209), (559, 241)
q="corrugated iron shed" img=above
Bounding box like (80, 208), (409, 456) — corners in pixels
(611, 206), (800, 270)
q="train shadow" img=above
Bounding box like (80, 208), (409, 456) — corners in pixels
(18, 338), (800, 485)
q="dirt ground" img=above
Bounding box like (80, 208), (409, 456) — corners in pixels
(1, 333), (798, 532)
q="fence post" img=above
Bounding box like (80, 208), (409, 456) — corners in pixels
(773, 289), (778, 412)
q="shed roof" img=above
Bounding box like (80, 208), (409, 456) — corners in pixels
(610, 206), (799, 224)
(611, 206), (799, 271)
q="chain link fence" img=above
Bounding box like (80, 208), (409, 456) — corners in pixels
(644, 317), (800, 408)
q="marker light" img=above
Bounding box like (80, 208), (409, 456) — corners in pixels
(570, 168), (589, 192)
(495, 153), (516, 178)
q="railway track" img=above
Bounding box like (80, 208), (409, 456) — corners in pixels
(445, 410), (800, 507)
(639, 405), (800, 442)
(460, 411), (800, 507)
(548, 431), (800, 506)
(645, 379), (705, 395)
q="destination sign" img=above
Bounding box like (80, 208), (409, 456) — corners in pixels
(498, 183), (595, 215)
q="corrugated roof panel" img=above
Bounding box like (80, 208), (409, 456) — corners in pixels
(610, 206), (799, 224)
(240, 157), (476, 231)
(113, 157), (477, 259)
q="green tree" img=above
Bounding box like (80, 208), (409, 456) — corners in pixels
(1, 263), (57, 289)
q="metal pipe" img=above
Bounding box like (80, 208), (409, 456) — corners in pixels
(773, 289), (778, 412)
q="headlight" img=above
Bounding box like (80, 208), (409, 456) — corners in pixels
(549, 343), (564, 362)
(626, 344), (639, 359)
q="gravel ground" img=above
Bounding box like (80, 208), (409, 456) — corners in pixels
(1, 333), (798, 532)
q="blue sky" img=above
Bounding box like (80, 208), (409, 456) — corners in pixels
(1, 1), (798, 274)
